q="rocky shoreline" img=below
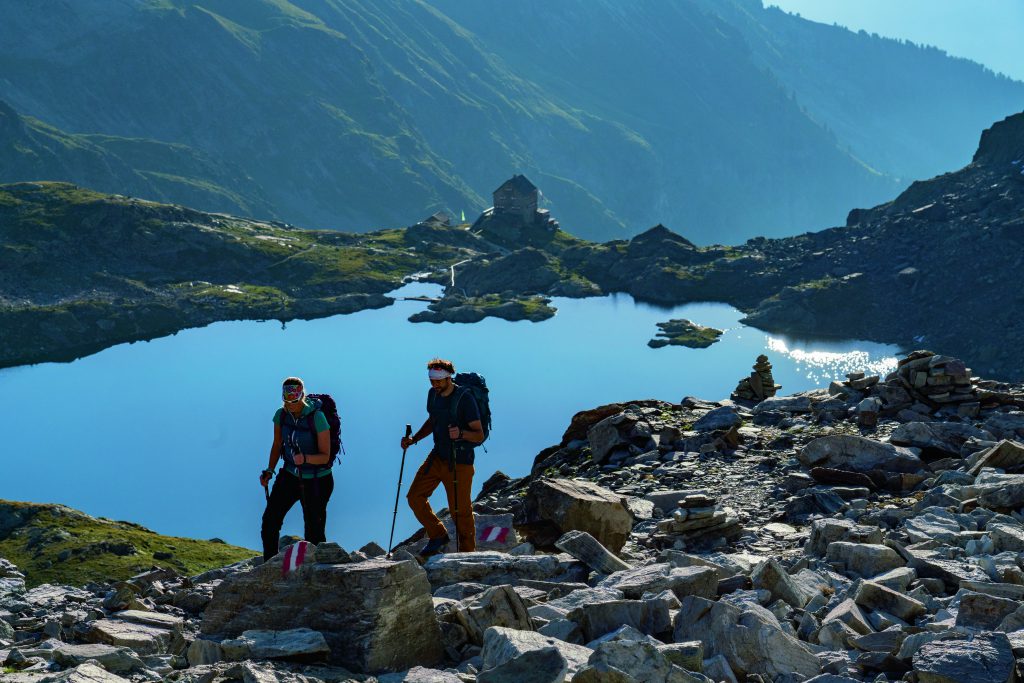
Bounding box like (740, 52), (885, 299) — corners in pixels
(6, 349), (1024, 682)
(4, 112), (1024, 378)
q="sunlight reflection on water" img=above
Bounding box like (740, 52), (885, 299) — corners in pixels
(765, 336), (900, 384)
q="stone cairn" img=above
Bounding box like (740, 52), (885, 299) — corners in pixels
(730, 354), (781, 402)
(653, 492), (741, 549)
(893, 350), (978, 414)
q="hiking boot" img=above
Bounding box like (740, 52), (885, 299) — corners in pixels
(418, 533), (450, 559)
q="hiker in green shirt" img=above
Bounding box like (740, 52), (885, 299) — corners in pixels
(259, 377), (333, 561)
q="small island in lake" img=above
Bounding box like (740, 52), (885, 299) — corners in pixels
(648, 319), (723, 349)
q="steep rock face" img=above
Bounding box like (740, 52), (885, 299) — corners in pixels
(201, 555), (443, 673)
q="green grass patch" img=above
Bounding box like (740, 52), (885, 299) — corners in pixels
(0, 501), (255, 588)
(649, 319), (723, 349)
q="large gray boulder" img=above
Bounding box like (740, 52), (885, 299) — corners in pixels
(49, 643), (146, 674)
(85, 618), (180, 655)
(588, 639), (711, 683)
(481, 626), (593, 676)
(525, 479), (633, 552)
(692, 407), (742, 432)
(970, 440), (1024, 475)
(913, 633), (1015, 683)
(452, 585), (534, 644)
(673, 596), (820, 680)
(890, 422), (992, 456)
(201, 555), (442, 673)
(799, 435), (925, 473)
(568, 597), (674, 641)
(854, 581), (926, 622)
(598, 565), (717, 601)
(587, 414), (631, 464)
(477, 646), (567, 683)
(825, 542), (905, 577)
(804, 518), (882, 557)
(751, 558), (817, 608)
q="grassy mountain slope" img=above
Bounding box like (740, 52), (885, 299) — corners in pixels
(0, 499), (254, 587)
(429, 0), (903, 243)
(4, 0), (1013, 242)
(0, 100), (275, 218)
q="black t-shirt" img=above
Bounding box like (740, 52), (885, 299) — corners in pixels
(427, 386), (481, 465)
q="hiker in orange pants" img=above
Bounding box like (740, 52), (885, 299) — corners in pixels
(406, 456), (476, 553)
(401, 358), (485, 558)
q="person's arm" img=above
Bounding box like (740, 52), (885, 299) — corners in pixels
(401, 417), (433, 449)
(449, 419), (484, 444)
(261, 422), (283, 486)
(294, 413), (332, 466)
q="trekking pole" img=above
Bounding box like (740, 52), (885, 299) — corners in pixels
(387, 424), (413, 558)
(450, 437), (460, 553)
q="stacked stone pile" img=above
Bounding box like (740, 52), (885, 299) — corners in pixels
(6, 349), (1024, 682)
(892, 350), (979, 411)
(653, 493), (743, 549)
(730, 354), (781, 402)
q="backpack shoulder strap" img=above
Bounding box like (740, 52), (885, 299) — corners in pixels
(450, 386), (469, 425)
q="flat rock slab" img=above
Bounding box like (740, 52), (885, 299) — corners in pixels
(86, 618), (174, 655)
(112, 609), (183, 629)
(913, 633), (1015, 683)
(423, 551), (585, 589)
(598, 565), (717, 601)
(556, 530), (630, 575)
(799, 435), (925, 473)
(50, 642), (145, 673)
(22, 584), (91, 607)
(378, 667), (463, 682)
(221, 628), (330, 661)
(202, 556), (442, 674)
(36, 662), (131, 683)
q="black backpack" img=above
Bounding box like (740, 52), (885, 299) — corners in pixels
(306, 394), (343, 463)
(451, 372), (491, 443)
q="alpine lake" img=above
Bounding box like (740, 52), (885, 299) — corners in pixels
(0, 284), (900, 552)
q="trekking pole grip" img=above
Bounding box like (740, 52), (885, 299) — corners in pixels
(405, 424), (412, 439)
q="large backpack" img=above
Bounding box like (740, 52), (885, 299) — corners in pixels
(306, 393), (342, 464)
(451, 372), (491, 443)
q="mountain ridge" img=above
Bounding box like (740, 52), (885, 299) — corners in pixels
(2, 0), (1020, 241)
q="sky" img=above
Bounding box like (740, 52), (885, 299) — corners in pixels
(768, 0), (1024, 82)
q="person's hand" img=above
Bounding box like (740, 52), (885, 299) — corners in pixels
(401, 436), (415, 449)
(260, 470), (273, 487)
(448, 424), (462, 440)
(293, 453), (306, 466)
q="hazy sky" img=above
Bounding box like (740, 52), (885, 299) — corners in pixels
(768, 0), (1024, 82)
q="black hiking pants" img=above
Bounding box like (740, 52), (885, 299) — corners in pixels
(261, 470), (334, 561)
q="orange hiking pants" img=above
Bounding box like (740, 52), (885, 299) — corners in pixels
(406, 455), (476, 552)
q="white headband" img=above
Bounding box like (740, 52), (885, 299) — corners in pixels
(428, 368), (452, 380)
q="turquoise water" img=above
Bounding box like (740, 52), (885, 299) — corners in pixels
(0, 284), (900, 551)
